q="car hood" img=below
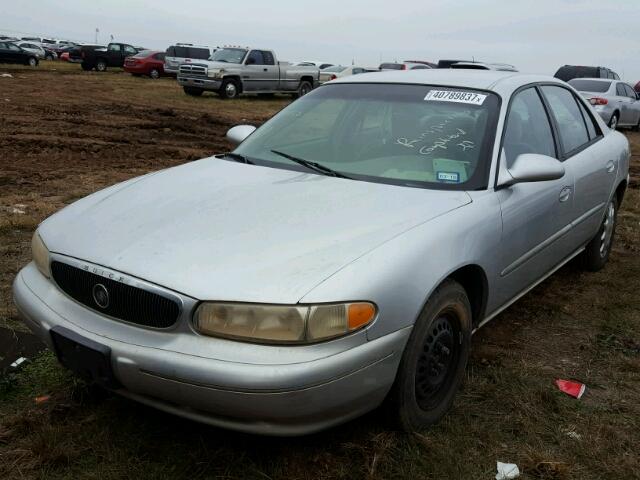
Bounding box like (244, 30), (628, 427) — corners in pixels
(40, 159), (472, 303)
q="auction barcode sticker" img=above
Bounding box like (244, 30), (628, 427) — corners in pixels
(424, 90), (487, 105)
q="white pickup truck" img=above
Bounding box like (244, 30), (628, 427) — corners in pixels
(177, 47), (320, 99)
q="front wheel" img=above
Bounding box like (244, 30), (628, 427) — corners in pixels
(386, 279), (471, 431)
(219, 79), (239, 99)
(28, 57), (38, 67)
(581, 196), (618, 271)
(96, 59), (107, 72)
(183, 86), (203, 97)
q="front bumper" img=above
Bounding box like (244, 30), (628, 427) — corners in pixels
(13, 262), (409, 435)
(177, 75), (221, 90)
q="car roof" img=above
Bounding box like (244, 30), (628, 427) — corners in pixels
(332, 69), (562, 95)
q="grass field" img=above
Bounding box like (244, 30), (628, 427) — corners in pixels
(0, 61), (638, 480)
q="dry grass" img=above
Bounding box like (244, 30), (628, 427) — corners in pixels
(0, 62), (638, 479)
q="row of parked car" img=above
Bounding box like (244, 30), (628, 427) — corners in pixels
(3, 34), (640, 130)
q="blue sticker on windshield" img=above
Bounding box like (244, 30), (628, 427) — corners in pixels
(437, 171), (460, 183)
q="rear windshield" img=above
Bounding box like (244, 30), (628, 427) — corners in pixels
(323, 66), (347, 73)
(554, 66), (598, 81)
(133, 50), (153, 58)
(380, 63), (403, 70)
(569, 79), (611, 93)
(166, 46), (210, 59)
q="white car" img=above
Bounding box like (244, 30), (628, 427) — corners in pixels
(14, 41), (46, 59)
(319, 65), (378, 84)
(295, 60), (334, 69)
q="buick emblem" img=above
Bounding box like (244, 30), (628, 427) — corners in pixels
(92, 283), (110, 309)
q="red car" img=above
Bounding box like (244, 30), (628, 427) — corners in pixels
(124, 50), (166, 79)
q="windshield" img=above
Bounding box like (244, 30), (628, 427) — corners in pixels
(380, 63), (403, 70)
(210, 48), (247, 64)
(569, 79), (611, 93)
(234, 84), (499, 190)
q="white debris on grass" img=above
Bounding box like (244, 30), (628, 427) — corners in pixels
(1, 73), (13, 78)
(10, 357), (28, 368)
(496, 461), (520, 480)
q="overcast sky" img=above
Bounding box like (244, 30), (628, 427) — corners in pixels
(2, 0), (640, 79)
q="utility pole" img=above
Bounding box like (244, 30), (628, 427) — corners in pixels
(95, 27), (99, 43)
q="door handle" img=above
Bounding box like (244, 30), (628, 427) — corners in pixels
(606, 160), (616, 173)
(559, 186), (572, 203)
(263, 68), (268, 71)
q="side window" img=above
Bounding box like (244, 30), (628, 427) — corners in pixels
(614, 72), (620, 80)
(624, 85), (636, 99)
(108, 44), (121, 52)
(576, 99), (599, 140)
(153, 53), (165, 61)
(599, 68), (607, 78)
(616, 83), (626, 96)
(124, 45), (137, 55)
(352, 68), (364, 75)
(503, 87), (556, 167)
(246, 50), (265, 65)
(8, 44), (21, 51)
(541, 86), (590, 154)
(320, 63), (333, 69)
(0, 42), (6, 49)
(261, 51), (275, 65)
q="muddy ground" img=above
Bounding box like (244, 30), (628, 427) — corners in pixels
(0, 62), (638, 480)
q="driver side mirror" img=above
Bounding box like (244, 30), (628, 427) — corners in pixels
(497, 152), (565, 188)
(226, 125), (256, 145)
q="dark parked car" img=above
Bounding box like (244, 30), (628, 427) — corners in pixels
(554, 65), (620, 82)
(79, 42), (141, 71)
(0, 42), (39, 66)
(124, 50), (166, 79)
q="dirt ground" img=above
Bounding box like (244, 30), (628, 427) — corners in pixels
(0, 62), (638, 480)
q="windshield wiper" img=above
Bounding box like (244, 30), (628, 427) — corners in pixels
(270, 150), (352, 179)
(219, 152), (254, 164)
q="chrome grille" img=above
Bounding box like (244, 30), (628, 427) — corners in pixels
(178, 64), (207, 76)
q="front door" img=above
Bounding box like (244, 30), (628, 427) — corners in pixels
(494, 86), (576, 307)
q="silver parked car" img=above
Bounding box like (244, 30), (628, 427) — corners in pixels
(14, 70), (629, 436)
(569, 78), (640, 130)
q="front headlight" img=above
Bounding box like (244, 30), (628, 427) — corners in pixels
(31, 231), (51, 278)
(207, 69), (224, 79)
(193, 302), (376, 344)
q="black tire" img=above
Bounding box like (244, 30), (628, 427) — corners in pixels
(27, 56), (38, 67)
(183, 86), (204, 97)
(81, 62), (92, 71)
(149, 68), (160, 80)
(386, 279), (472, 431)
(634, 117), (640, 132)
(45, 53), (55, 61)
(581, 196), (618, 271)
(96, 59), (107, 72)
(219, 79), (239, 99)
(294, 80), (312, 99)
(609, 113), (619, 130)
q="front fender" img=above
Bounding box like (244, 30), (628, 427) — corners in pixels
(300, 191), (503, 340)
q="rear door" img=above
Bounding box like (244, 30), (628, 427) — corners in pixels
(540, 85), (615, 247)
(495, 86), (576, 306)
(107, 43), (121, 65)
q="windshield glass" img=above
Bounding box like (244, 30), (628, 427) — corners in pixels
(569, 79), (611, 93)
(234, 84), (499, 190)
(210, 48), (247, 64)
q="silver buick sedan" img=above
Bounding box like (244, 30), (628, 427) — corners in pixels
(14, 70), (630, 435)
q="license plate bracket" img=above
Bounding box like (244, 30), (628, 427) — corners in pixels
(50, 326), (120, 389)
